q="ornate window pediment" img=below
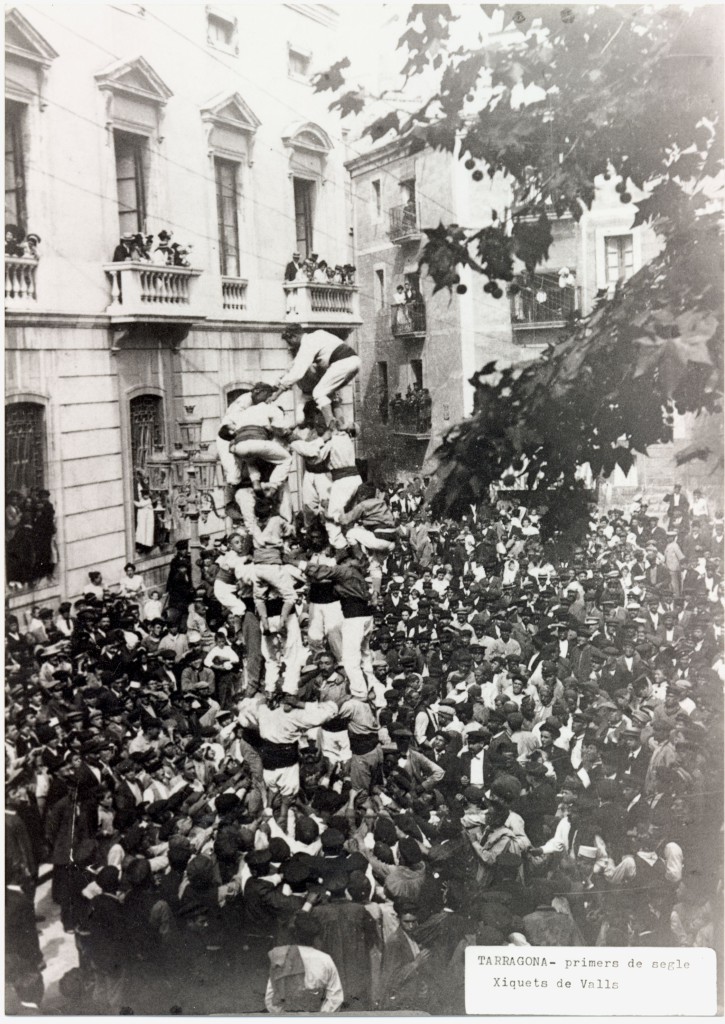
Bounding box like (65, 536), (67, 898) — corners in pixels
(5, 8), (58, 109)
(95, 55), (172, 140)
(201, 91), (261, 164)
(95, 54), (172, 106)
(282, 121), (333, 180)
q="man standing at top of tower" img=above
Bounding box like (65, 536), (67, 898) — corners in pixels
(270, 326), (360, 428)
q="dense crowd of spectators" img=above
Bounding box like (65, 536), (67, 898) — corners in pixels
(5, 483), (723, 1014)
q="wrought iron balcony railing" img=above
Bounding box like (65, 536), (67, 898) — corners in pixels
(391, 297), (426, 338)
(388, 203), (420, 243)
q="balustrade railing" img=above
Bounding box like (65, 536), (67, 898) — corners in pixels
(104, 262), (203, 318)
(221, 277), (248, 312)
(5, 257), (38, 308)
(283, 281), (361, 324)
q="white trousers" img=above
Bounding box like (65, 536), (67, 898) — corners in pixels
(254, 562), (298, 603)
(216, 436), (241, 485)
(307, 600), (343, 661)
(312, 355), (361, 410)
(318, 727), (351, 765)
(213, 579), (247, 617)
(341, 614), (375, 698)
(302, 471), (332, 521)
(261, 613), (306, 694)
(346, 525), (396, 552)
(263, 763), (300, 798)
(230, 439), (292, 487)
(327, 475), (362, 548)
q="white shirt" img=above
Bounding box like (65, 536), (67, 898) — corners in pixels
(279, 329), (354, 389)
(265, 945), (343, 1013)
(468, 750), (485, 786)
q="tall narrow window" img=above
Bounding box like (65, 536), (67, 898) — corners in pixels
(372, 179), (381, 220)
(5, 402), (45, 494)
(130, 395), (164, 489)
(604, 234), (634, 285)
(5, 101), (27, 235)
(215, 158), (241, 277)
(375, 268), (385, 309)
(400, 177), (417, 232)
(377, 361), (389, 423)
(410, 359), (423, 389)
(129, 394), (165, 554)
(293, 177), (315, 256)
(114, 130), (147, 236)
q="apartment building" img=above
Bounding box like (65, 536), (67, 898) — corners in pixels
(5, 3), (360, 613)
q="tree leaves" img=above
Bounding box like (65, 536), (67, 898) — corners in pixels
(363, 111), (402, 143)
(426, 216), (723, 537)
(330, 90), (367, 118)
(311, 57), (350, 94)
(316, 4), (723, 537)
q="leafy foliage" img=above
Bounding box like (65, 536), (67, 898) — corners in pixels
(316, 4), (723, 536)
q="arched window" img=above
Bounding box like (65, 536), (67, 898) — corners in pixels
(226, 385), (251, 407)
(5, 401), (45, 493)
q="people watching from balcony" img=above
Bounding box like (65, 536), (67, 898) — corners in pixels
(285, 251), (303, 281)
(389, 386), (432, 435)
(111, 229), (192, 267)
(5, 225), (41, 259)
(5, 489), (57, 589)
(284, 252), (356, 285)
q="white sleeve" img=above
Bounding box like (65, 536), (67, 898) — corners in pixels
(279, 336), (317, 387)
(320, 958), (344, 1013)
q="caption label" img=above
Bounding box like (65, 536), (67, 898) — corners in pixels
(465, 946), (717, 1016)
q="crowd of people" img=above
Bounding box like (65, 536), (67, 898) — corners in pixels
(284, 252), (356, 287)
(111, 229), (193, 268)
(4, 322), (723, 1014)
(388, 385), (432, 435)
(5, 490), (56, 590)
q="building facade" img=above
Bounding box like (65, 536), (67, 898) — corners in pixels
(347, 133), (721, 503)
(5, 3), (360, 613)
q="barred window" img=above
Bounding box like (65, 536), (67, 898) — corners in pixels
(130, 394), (164, 487)
(5, 402), (45, 494)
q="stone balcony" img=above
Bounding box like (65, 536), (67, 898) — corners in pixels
(5, 256), (39, 311)
(221, 276), (248, 317)
(104, 262), (205, 324)
(283, 281), (362, 328)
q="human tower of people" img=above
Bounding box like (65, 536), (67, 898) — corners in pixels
(5, 325), (724, 1015)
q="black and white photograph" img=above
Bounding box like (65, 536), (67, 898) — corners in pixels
(4, 0), (724, 1017)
